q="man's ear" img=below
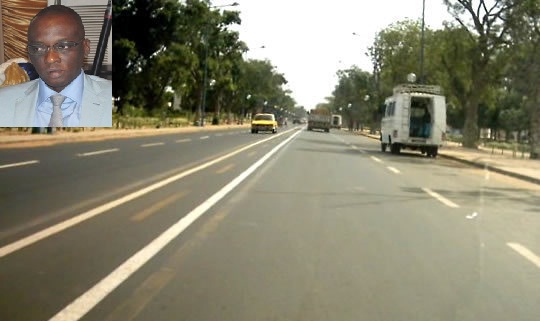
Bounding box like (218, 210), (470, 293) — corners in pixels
(83, 38), (91, 59)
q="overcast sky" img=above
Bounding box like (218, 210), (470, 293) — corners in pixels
(212, 0), (455, 109)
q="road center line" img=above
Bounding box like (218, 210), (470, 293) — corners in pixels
(0, 160), (39, 169)
(175, 138), (192, 143)
(77, 149), (119, 157)
(421, 187), (460, 208)
(507, 242), (540, 269)
(47, 126), (303, 321)
(199, 136), (210, 140)
(0, 131), (289, 259)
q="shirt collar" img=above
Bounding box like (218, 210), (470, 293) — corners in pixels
(37, 70), (85, 107)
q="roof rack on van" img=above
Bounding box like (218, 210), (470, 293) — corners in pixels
(393, 84), (443, 95)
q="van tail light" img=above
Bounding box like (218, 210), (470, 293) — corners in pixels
(393, 130), (398, 138)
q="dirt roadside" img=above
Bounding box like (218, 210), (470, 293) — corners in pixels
(0, 124), (251, 149)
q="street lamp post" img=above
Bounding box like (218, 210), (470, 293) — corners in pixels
(199, 2), (239, 127)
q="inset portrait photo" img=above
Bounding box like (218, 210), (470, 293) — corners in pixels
(0, 1), (112, 128)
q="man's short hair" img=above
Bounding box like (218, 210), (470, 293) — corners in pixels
(30, 5), (86, 37)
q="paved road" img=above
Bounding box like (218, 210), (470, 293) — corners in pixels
(0, 127), (539, 321)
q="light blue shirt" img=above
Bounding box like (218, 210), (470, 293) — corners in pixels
(34, 70), (85, 127)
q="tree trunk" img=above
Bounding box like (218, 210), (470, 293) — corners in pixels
(529, 93), (540, 159)
(462, 95), (479, 148)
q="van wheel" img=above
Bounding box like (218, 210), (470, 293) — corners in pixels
(390, 144), (401, 154)
(381, 143), (387, 152)
(427, 147), (438, 158)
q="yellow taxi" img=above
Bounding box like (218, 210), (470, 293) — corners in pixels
(251, 113), (278, 134)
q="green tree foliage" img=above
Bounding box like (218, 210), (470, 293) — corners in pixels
(350, 0), (537, 157)
(442, 0), (522, 148)
(330, 67), (376, 130)
(503, 0), (540, 157)
(112, 0), (294, 123)
(113, 0), (184, 114)
(371, 20), (426, 96)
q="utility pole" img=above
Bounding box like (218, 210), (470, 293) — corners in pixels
(420, 0), (426, 84)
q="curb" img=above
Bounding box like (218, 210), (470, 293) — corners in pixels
(356, 131), (540, 186)
(437, 153), (540, 186)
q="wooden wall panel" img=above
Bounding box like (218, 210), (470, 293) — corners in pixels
(1, 0), (47, 61)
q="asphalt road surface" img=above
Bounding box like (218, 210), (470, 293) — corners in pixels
(0, 126), (539, 321)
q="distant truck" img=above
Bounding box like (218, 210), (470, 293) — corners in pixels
(380, 84), (446, 157)
(331, 114), (342, 129)
(307, 109), (332, 132)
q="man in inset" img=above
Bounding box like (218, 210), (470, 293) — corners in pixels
(0, 5), (112, 127)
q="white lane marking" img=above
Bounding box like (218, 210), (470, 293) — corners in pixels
(421, 187), (460, 208)
(387, 166), (401, 174)
(175, 138), (191, 143)
(199, 136), (210, 140)
(0, 160), (39, 169)
(141, 142), (165, 148)
(47, 127), (303, 321)
(371, 156), (383, 163)
(215, 133), (224, 137)
(466, 212), (478, 219)
(77, 149), (119, 157)
(0, 131), (289, 259)
(507, 242), (540, 269)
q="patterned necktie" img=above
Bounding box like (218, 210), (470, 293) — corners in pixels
(48, 94), (66, 127)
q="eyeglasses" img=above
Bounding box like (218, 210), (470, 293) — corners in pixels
(27, 38), (85, 56)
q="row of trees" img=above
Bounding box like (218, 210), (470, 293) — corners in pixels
(322, 0), (539, 157)
(112, 0), (297, 123)
(112, 1), (538, 156)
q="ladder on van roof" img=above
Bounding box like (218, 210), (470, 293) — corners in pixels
(393, 84), (443, 95)
(401, 95), (410, 132)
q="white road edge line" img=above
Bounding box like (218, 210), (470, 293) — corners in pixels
(387, 166), (401, 174)
(77, 149), (119, 157)
(0, 160), (39, 169)
(0, 131), (290, 259)
(507, 242), (540, 269)
(47, 127), (303, 321)
(141, 142), (165, 147)
(421, 187), (460, 208)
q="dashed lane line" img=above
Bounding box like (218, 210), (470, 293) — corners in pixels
(422, 187), (460, 208)
(77, 149), (119, 157)
(0, 160), (39, 169)
(215, 163), (235, 174)
(130, 191), (189, 222)
(141, 142), (165, 148)
(387, 166), (401, 174)
(371, 156), (383, 163)
(507, 242), (540, 269)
